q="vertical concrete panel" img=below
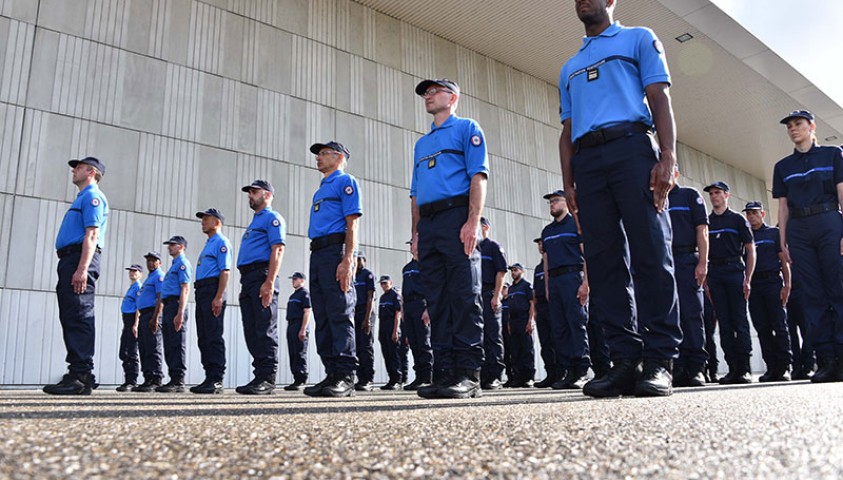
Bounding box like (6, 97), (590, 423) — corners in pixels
(17, 111), (75, 201)
(119, 51), (166, 134)
(38, 0), (88, 37)
(272, 0), (308, 37)
(187, 0), (224, 75)
(0, 102), (23, 194)
(255, 89), (289, 161)
(0, 193), (12, 287)
(0, 18), (34, 106)
(25, 28), (59, 111)
(0, 0), (39, 23)
(254, 22), (292, 95)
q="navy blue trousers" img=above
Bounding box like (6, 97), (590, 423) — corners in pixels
(749, 277), (792, 368)
(379, 324), (402, 382)
(310, 244), (357, 375)
(502, 309), (513, 378)
(572, 133), (681, 361)
(286, 318), (308, 382)
(786, 212), (843, 357)
(195, 282), (226, 382)
(137, 307), (164, 379)
(586, 305), (611, 372)
(119, 313), (139, 382)
(481, 288), (505, 381)
(417, 206), (484, 373)
(674, 252), (708, 368)
(161, 297), (188, 380)
(239, 269), (279, 381)
(55, 251), (100, 375)
(703, 294), (718, 372)
(534, 301), (556, 376)
(786, 290), (815, 372)
(403, 299), (433, 379)
(547, 272), (590, 369)
(708, 265), (752, 368)
(354, 304), (374, 383)
(399, 330), (410, 382)
(508, 311), (535, 379)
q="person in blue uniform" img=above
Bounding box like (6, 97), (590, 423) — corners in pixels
(401, 243), (434, 390)
(478, 217), (507, 390)
(541, 190), (591, 390)
(45, 157), (109, 396)
(236, 179), (286, 395)
(353, 253), (376, 391)
(558, 0), (681, 398)
(191, 208), (232, 394)
(411, 78), (488, 400)
(303, 141), (362, 398)
(132, 252), (165, 392)
(786, 283), (815, 379)
(284, 272), (311, 391)
(155, 235), (192, 393)
(117, 264), (143, 392)
(500, 283), (512, 385)
(531, 238), (557, 388)
(377, 275), (403, 390)
(704, 181), (756, 384)
(703, 294), (719, 382)
(667, 165), (709, 387)
(506, 264), (535, 387)
(773, 110), (843, 383)
(744, 201), (792, 381)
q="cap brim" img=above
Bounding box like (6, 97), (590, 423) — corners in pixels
(143, 255), (160, 259)
(68, 160), (80, 168)
(415, 80), (438, 96)
(309, 143), (328, 155)
(780, 115), (811, 125)
(241, 185), (255, 192)
(195, 211), (206, 219)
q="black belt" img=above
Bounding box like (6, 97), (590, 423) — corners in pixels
(419, 195), (469, 218)
(672, 245), (698, 254)
(195, 277), (219, 289)
(709, 256), (742, 266)
(138, 306), (155, 314)
(162, 296), (179, 304)
(548, 264), (583, 277)
(576, 122), (652, 149)
(789, 202), (839, 219)
(238, 262), (269, 274)
(310, 232), (346, 251)
(57, 243), (102, 258)
(752, 270), (782, 281)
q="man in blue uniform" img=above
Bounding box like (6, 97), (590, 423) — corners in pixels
(117, 264), (143, 392)
(303, 141), (362, 398)
(45, 157), (109, 395)
(667, 165), (709, 387)
(411, 78), (488, 400)
(506, 264), (535, 387)
(236, 179), (286, 395)
(401, 242), (434, 390)
(132, 252), (165, 392)
(284, 272), (311, 391)
(353, 253), (376, 391)
(478, 217), (507, 389)
(744, 201), (792, 382)
(155, 235), (192, 393)
(541, 190), (591, 390)
(531, 238), (557, 388)
(377, 275), (403, 390)
(559, 0), (682, 397)
(191, 208), (232, 394)
(705, 181), (756, 384)
(773, 110), (843, 383)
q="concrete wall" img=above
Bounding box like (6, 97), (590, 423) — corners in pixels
(0, 0), (770, 386)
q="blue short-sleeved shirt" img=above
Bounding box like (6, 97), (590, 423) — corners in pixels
(237, 206), (286, 267)
(541, 214), (583, 270)
(56, 184), (109, 250)
(668, 185), (708, 248)
(479, 238), (507, 286)
(533, 261), (546, 301)
(137, 268), (165, 310)
(402, 260), (426, 301)
(507, 278), (533, 314)
(708, 209), (753, 264)
(121, 281), (142, 314)
(354, 267), (376, 307)
(196, 232), (233, 281)
(308, 170), (363, 239)
(752, 224), (783, 273)
(378, 288), (402, 331)
(772, 145), (843, 209)
(162, 254), (192, 299)
(411, 115), (489, 206)
(559, 22), (671, 142)
(286, 287), (312, 321)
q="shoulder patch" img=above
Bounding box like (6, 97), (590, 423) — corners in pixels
(91, 198), (100, 207)
(696, 196), (704, 205)
(368, 273), (373, 279)
(180, 264), (186, 271)
(653, 39), (664, 54)
(158, 276), (164, 282)
(471, 135), (483, 147)
(220, 246), (228, 253)
(272, 219), (281, 227)
(344, 185), (354, 195)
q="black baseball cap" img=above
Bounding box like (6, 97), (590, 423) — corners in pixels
(415, 78), (460, 96)
(163, 235), (188, 247)
(68, 156), (106, 175)
(543, 190), (565, 199)
(743, 201), (763, 211)
(195, 208), (225, 223)
(703, 181), (730, 193)
(310, 141), (351, 159)
(289, 272), (306, 280)
(126, 264), (143, 272)
(143, 251), (161, 261)
(379, 275), (392, 283)
(533, 237), (542, 244)
(780, 110), (814, 125)
(405, 239), (413, 245)
(508, 263), (525, 270)
(241, 179), (274, 194)
(357, 251), (366, 259)
(480, 217), (490, 227)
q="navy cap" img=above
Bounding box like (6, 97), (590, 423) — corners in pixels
(310, 141), (351, 159)
(143, 251), (161, 261)
(163, 235), (188, 248)
(780, 110), (814, 125)
(533, 237), (542, 244)
(543, 190), (565, 199)
(379, 275), (391, 283)
(743, 201), (764, 212)
(405, 239), (413, 245)
(415, 78), (461, 96)
(195, 208), (225, 223)
(703, 181), (730, 193)
(480, 217), (490, 227)
(126, 264), (143, 272)
(241, 179), (274, 194)
(357, 251), (366, 259)
(289, 272), (306, 280)
(508, 263), (525, 270)
(68, 156), (106, 175)
(503, 282), (511, 288)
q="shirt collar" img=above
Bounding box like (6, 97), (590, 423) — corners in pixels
(791, 143), (819, 155)
(77, 184), (97, 197)
(255, 205), (273, 217)
(321, 169), (343, 185)
(580, 21), (623, 51)
(428, 115), (458, 134)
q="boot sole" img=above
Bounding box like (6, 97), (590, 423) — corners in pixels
(43, 388), (92, 395)
(634, 384), (672, 397)
(438, 388), (482, 399)
(321, 389), (354, 398)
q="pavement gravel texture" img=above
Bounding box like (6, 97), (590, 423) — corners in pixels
(0, 381), (841, 479)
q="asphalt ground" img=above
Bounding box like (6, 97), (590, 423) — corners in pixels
(0, 380), (842, 479)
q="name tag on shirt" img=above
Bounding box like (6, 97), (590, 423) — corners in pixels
(587, 67), (599, 82)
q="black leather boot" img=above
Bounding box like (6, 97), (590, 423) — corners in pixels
(552, 367), (589, 390)
(132, 376), (162, 392)
(583, 359), (641, 398)
(439, 369), (481, 399)
(811, 355), (839, 383)
(672, 365), (689, 387)
(403, 374), (432, 391)
(304, 375), (333, 396)
(635, 359), (673, 397)
(685, 365), (707, 387)
(721, 360), (752, 384)
(191, 378), (224, 394)
(322, 374), (354, 397)
(418, 371), (453, 399)
(43, 373), (94, 395)
(156, 376), (186, 393)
